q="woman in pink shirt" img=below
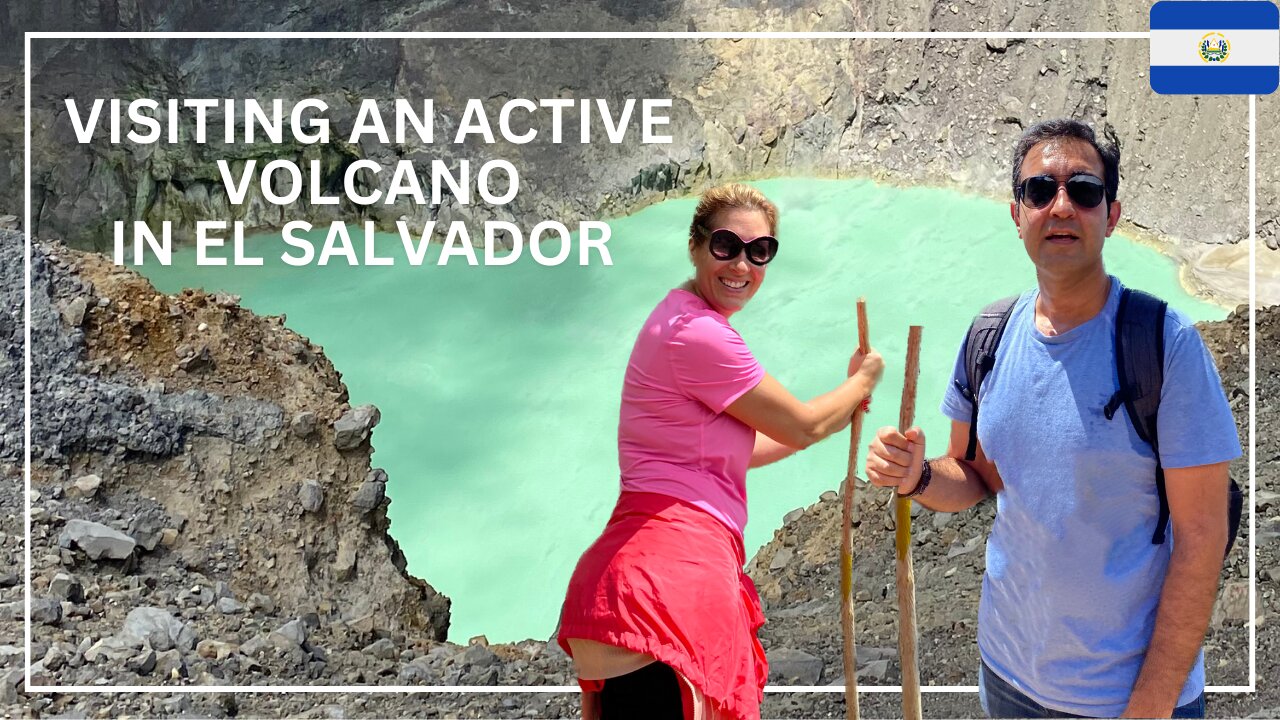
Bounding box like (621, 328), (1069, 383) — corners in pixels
(558, 183), (883, 720)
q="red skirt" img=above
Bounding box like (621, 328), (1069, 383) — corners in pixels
(558, 491), (768, 720)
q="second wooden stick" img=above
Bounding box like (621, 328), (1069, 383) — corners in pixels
(895, 325), (923, 720)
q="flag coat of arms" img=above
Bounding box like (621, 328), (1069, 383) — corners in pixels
(1150, 0), (1280, 94)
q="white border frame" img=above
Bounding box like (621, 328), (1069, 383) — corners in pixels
(22, 30), (1257, 700)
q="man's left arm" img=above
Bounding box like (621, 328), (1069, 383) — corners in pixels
(1122, 461), (1230, 718)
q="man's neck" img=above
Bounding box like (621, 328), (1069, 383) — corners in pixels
(1034, 268), (1111, 336)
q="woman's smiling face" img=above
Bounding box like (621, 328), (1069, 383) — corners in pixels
(688, 206), (772, 318)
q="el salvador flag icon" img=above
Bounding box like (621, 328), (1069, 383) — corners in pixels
(1150, 0), (1279, 94)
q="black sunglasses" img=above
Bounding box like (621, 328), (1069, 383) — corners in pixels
(703, 228), (780, 266)
(1017, 174), (1107, 210)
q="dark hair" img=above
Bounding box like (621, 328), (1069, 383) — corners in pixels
(689, 183), (779, 247)
(1011, 119), (1120, 204)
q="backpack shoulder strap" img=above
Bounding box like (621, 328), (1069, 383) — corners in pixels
(1105, 287), (1168, 441)
(1105, 287), (1170, 543)
(957, 294), (1021, 461)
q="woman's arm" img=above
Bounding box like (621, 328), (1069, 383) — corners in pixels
(728, 350), (883, 456)
(750, 432), (798, 468)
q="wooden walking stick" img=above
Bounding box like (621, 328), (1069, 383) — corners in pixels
(839, 299), (869, 720)
(895, 326), (924, 720)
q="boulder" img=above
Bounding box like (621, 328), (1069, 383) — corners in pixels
(196, 639), (239, 660)
(363, 638), (399, 661)
(271, 619), (308, 649)
(767, 647), (823, 685)
(49, 572), (84, 603)
(66, 474), (102, 499)
(59, 520), (136, 560)
(30, 597), (62, 626)
(299, 479), (324, 513)
(333, 405), (380, 450)
(462, 642), (497, 668)
(334, 540), (358, 581)
(128, 508), (169, 552)
(60, 296), (88, 327)
(1, 668), (22, 705)
(84, 635), (140, 663)
(120, 607), (195, 652)
(127, 648), (157, 675)
(769, 547), (794, 572)
(398, 659), (433, 683)
(155, 649), (186, 680)
(291, 411), (318, 438)
(350, 469), (387, 513)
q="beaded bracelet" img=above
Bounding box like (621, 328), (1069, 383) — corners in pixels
(903, 459), (932, 498)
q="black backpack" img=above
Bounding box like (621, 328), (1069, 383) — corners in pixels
(955, 287), (1243, 556)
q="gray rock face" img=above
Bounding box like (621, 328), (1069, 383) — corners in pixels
(333, 405), (381, 450)
(4, 234), (286, 466)
(58, 519), (136, 560)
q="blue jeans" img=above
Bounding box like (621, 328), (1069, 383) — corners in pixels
(979, 659), (1206, 718)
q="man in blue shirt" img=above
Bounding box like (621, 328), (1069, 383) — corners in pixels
(865, 119), (1241, 719)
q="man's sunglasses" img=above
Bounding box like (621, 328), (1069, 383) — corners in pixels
(1016, 174), (1107, 210)
(702, 228), (780, 266)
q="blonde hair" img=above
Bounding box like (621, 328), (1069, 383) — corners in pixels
(688, 183), (779, 247)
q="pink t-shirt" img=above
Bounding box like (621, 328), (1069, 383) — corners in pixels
(617, 288), (766, 536)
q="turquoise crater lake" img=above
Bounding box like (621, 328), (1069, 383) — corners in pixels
(139, 178), (1226, 643)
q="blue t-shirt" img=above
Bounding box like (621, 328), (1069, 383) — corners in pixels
(941, 277), (1241, 717)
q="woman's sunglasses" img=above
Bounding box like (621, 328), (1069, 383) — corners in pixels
(1016, 174), (1107, 210)
(703, 228), (780, 266)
